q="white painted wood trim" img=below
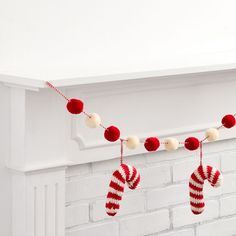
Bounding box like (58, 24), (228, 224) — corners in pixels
(1, 60), (236, 89)
(10, 87), (26, 169)
(12, 168), (66, 236)
(47, 64), (236, 88)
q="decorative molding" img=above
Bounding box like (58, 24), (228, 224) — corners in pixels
(12, 168), (65, 236)
(3, 82), (40, 91)
(71, 119), (220, 150)
(0, 74), (44, 89)
(7, 161), (73, 174)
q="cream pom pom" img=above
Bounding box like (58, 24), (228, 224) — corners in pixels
(165, 138), (179, 151)
(205, 128), (219, 142)
(85, 113), (101, 128)
(125, 135), (140, 149)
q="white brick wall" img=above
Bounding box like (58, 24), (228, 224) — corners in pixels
(65, 139), (236, 236)
(66, 203), (89, 228)
(172, 200), (219, 227)
(66, 222), (119, 236)
(92, 193), (146, 221)
(119, 211), (170, 236)
(196, 216), (236, 236)
(158, 228), (195, 236)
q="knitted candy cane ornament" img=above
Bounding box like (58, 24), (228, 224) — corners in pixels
(105, 163), (140, 216)
(189, 165), (222, 215)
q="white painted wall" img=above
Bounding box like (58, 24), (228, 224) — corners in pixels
(0, 84), (12, 236)
(1, 0), (236, 79)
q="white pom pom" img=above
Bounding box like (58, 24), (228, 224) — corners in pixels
(125, 135), (140, 149)
(165, 138), (179, 151)
(85, 113), (101, 128)
(205, 128), (219, 142)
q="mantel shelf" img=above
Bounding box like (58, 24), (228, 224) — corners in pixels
(1, 50), (236, 89)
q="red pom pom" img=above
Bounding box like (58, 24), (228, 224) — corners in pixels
(66, 99), (84, 114)
(104, 126), (120, 142)
(144, 137), (160, 152)
(222, 114), (236, 128)
(184, 137), (200, 151)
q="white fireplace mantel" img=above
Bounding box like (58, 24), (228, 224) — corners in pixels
(2, 50), (236, 89)
(1, 62), (236, 236)
(2, 60), (236, 168)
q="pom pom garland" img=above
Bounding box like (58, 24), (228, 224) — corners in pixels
(46, 82), (236, 217)
(189, 165), (222, 215)
(104, 126), (120, 142)
(125, 135), (140, 149)
(205, 128), (219, 142)
(184, 137), (200, 151)
(164, 138), (179, 151)
(105, 163), (140, 216)
(144, 137), (160, 151)
(222, 114), (236, 128)
(47, 82), (236, 153)
(85, 113), (101, 128)
(66, 98), (84, 114)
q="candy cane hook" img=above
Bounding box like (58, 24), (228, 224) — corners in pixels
(105, 163), (140, 216)
(189, 165), (223, 214)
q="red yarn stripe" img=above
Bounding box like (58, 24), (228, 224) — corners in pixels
(192, 210), (203, 215)
(191, 173), (204, 185)
(130, 174), (140, 190)
(106, 202), (120, 209)
(211, 170), (220, 186)
(113, 170), (125, 184)
(207, 166), (213, 179)
(190, 192), (204, 199)
(190, 202), (205, 208)
(121, 164), (130, 181)
(189, 182), (203, 192)
(107, 212), (116, 216)
(129, 167), (137, 182)
(198, 166), (206, 181)
(109, 181), (124, 192)
(107, 192), (122, 200)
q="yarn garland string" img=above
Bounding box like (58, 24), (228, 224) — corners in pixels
(120, 139), (124, 165)
(46, 81), (70, 101)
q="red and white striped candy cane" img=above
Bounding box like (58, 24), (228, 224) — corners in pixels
(105, 163), (140, 216)
(189, 165), (223, 215)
